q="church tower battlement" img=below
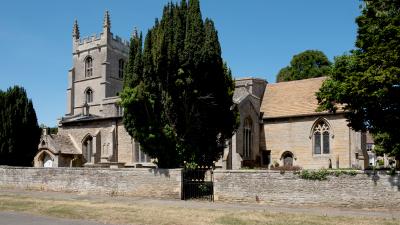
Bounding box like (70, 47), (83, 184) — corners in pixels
(66, 11), (129, 119)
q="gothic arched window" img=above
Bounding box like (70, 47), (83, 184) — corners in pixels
(133, 141), (150, 163)
(243, 117), (252, 159)
(313, 120), (330, 155)
(83, 135), (93, 163)
(85, 56), (93, 77)
(118, 59), (124, 78)
(85, 88), (93, 103)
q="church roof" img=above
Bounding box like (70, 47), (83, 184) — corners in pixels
(261, 77), (330, 119)
(39, 134), (79, 155)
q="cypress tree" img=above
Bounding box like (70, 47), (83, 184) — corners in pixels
(0, 86), (41, 166)
(121, 0), (237, 168)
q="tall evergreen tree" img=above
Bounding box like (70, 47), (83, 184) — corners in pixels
(0, 86), (41, 166)
(121, 0), (237, 168)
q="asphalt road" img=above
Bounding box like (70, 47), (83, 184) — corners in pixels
(0, 211), (109, 225)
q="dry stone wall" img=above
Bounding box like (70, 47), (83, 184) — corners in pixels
(214, 170), (400, 208)
(0, 167), (181, 199)
(1, 167), (399, 209)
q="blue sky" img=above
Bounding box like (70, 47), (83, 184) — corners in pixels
(0, 0), (361, 127)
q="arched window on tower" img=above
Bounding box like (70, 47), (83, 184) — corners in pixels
(85, 56), (93, 77)
(243, 117), (252, 159)
(85, 88), (93, 103)
(118, 59), (124, 78)
(83, 135), (93, 163)
(312, 119), (330, 155)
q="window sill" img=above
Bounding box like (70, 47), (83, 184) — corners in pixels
(312, 154), (331, 158)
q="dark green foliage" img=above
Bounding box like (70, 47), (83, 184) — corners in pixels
(298, 169), (357, 181)
(0, 86), (41, 166)
(276, 50), (332, 82)
(372, 132), (400, 158)
(298, 169), (330, 180)
(121, 0), (238, 168)
(317, 0), (400, 158)
(40, 124), (58, 135)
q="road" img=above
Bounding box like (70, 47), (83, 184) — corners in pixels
(0, 211), (108, 225)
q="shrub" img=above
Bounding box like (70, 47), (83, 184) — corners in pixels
(299, 169), (330, 180)
(270, 165), (302, 172)
(299, 169), (357, 180)
(387, 167), (396, 176)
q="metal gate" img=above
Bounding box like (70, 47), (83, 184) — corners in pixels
(181, 166), (214, 201)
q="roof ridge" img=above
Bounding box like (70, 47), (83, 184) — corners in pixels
(267, 76), (327, 86)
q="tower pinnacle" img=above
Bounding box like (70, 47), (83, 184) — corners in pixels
(132, 27), (139, 38)
(103, 10), (111, 32)
(72, 19), (80, 40)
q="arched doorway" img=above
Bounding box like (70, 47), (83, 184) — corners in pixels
(43, 153), (53, 168)
(281, 151), (294, 167)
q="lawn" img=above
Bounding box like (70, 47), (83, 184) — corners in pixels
(0, 194), (399, 225)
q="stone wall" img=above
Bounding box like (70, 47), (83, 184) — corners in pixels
(1, 167), (399, 209)
(0, 167), (181, 199)
(263, 114), (365, 169)
(58, 119), (136, 165)
(214, 170), (400, 208)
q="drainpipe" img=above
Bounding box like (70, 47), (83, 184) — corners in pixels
(115, 119), (119, 162)
(349, 127), (352, 168)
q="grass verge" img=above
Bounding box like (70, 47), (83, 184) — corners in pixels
(0, 194), (399, 225)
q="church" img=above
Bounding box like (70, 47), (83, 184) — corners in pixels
(34, 12), (369, 170)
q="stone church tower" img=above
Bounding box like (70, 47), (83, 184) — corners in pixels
(34, 12), (151, 168)
(66, 11), (129, 117)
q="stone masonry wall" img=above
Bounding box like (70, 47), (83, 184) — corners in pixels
(0, 167), (181, 199)
(264, 114), (358, 169)
(214, 170), (400, 208)
(1, 167), (399, 208)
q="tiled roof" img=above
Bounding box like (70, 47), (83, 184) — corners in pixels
(233, 86), (250, 103)
(51, 134), (79, 154)
(261, 77), (328, 119)
(40, 134), (79, 155)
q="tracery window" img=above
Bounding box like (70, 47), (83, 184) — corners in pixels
(243, 118), (252, 159)
(313, 120), (330, 155)
(85, 88), (93, 103)
(133, 141), (150, 163)
(118, 59), (124, 78)
(85, 56), (93, 77)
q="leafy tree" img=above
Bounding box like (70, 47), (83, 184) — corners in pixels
(373, 132), (400, 158)
(317, 0), (400, 159)
(39, 124), (58, 135)
(276, 50), (332, 82)
(0, 86), (41, 166)
(121, 0), (237, 168)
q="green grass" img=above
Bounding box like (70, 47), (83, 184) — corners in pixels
(0, 194), (399, 225)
